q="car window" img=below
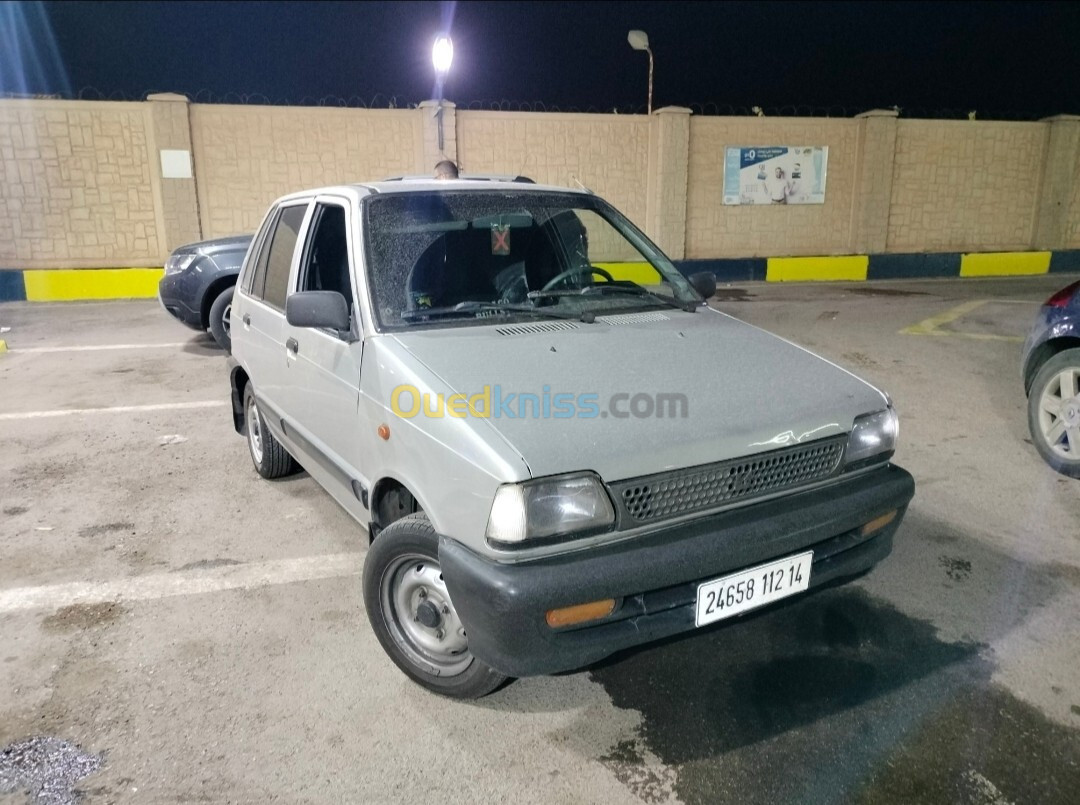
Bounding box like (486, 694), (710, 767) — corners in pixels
(246, 208), (280, 298)
(262, 204), (307, 310)
(299, 204), (351, 299)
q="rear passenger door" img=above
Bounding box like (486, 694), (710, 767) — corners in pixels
(234, 201), (311, 424)
(277, 198), (368, 512)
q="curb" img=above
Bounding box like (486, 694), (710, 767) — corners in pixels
(0, 267), (164, 302)
(2, 250), (1079, 303)
(675, 249), (1080, 284)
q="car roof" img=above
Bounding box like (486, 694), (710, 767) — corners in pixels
(272, 177), (592, 206)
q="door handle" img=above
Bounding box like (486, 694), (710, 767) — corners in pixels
(286, 337), (299, 355)
(242, 313), (251, 326)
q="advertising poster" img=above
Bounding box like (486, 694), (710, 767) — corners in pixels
(723, 146), (829, 205)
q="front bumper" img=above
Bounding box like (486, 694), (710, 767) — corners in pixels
(158, 272), (204, 330)
(439, 464), (914, 677)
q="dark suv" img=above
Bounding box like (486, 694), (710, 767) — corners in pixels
(158, 235), (253, 352)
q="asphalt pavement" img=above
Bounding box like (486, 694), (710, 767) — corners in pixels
(1, 275), (1078, 804)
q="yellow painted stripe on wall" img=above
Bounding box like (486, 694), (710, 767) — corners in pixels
(959, 251), (1050, 277)
(593, 261), (662, 285)
(766, 256), (869, 282)
(23, 268), (165, 302)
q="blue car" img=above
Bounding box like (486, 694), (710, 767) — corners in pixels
(1022, 280), (1080, 478)
(158, 235), (253, 353)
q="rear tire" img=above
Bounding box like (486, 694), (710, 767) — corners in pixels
(1027, 347), (1080, 479)
(243, 385), (298, 479)
(208, 286), (234, 354)
(363, 513), (510, 698)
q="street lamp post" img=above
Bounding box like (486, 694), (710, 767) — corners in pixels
(627, 29), (653, 115)
(432, 35), (453, 151)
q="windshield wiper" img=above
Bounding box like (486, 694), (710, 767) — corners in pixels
(528, 282), (696, 312)
(399, 301), (593, 323)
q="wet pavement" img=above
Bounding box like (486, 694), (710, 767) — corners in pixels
(1, 275), (1079, 803)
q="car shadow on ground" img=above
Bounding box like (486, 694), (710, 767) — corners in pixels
(485, 509), (1080, 803)
(180, 333), (223, 356)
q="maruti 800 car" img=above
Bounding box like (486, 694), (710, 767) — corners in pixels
(226, 177), (915, 698)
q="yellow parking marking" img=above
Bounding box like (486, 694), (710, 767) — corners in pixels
(0, 553), (364, 614)
(0, 339), (7, 353)
(767, 256), (869, 283)
(900, 299), (1024, 342)
(960, 251), (1050, 277)
(0, 400), (228, 421)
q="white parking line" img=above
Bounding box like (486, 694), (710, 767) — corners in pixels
(0, 400), (228, 421)
(0, 553), (364, 614)
(9, 342), (188, 354)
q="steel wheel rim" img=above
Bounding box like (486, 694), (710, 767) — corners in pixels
(247, 396), (264, 464)
(380, 552), (471, 677)
(1037, 366), (1080, 459)
(222, 303), (232, 337)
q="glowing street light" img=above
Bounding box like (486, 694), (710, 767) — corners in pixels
(627, 29), (653, 115)
(433, 35), (454, 78)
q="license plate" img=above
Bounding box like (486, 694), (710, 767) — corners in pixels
(695, 551), (813, 627)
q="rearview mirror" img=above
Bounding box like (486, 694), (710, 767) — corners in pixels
(688, 271), (716, 300)
(286, 291), (351, 332)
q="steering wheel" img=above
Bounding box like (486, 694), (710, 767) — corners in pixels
(540, 266), (615, 292)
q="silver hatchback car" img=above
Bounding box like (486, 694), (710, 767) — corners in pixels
(227, 177), (915, 698)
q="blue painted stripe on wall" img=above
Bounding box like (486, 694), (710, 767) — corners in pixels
(0, 271), (27, 302)
(867, 253), (961, 280)
(674, 258), (768, 283)
(1049, 250), (1080, 273)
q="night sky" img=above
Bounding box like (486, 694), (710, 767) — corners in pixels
(3, 0), (1080, 119)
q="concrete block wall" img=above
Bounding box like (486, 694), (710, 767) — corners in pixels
(886, 120), (1046, 253)
(1, 96), (1079, 280)
(0, 99), (161, 268)
(190, 104), (422, 239)
(685, 116), (861, 259)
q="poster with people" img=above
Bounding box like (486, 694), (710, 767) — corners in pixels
(722, 146), (828, 205)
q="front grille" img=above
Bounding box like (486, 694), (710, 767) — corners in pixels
(611, 435), (846, 525)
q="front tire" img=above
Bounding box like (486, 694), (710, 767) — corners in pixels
(208, 286), (235, 354)
(363, 513), (509, 698)
(1027, 347), (1080, 479)
(243, 385), (298, 479)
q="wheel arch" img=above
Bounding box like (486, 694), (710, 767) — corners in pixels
(200, 273), (239, 329)
(1025, 337), (1080, 395)
(369, 475), (431, 541)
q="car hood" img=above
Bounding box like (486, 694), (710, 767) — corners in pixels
(389, 308), (888, 481)
(173, 235), (253, 256)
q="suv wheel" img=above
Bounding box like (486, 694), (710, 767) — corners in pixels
(1027, 347), (1080, 478)
(243, 385), (298, 479)
(363, 513), (509, 698)
(208, 286), (235, 354)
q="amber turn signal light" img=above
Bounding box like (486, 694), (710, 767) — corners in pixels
(860, 509), (897, 537)
(545, 598), (616, 628)
(377, 424), (391, 440)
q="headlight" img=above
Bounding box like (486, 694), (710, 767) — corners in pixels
(485, 472), (616, 546)
(845, 408), (898, 467)
(164, 253), (198, 275)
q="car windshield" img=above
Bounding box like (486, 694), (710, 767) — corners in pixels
(362, 190), (698, 330)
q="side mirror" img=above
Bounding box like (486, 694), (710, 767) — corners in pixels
(286, 291), (351, 332)
(688, 271), (716, 300)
